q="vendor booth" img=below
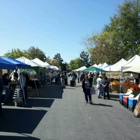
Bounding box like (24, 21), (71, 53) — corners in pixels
(0, 57), (31, 106)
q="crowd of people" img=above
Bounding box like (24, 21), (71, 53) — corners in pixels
(0, 70), (30, 116)
(0, 69), (111, 115)
(80, 72), (110, 104)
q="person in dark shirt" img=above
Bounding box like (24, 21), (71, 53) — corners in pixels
(82, 75), (92, 104)
(80, 72), (85, 82)
(2, 73), (11, 102)
(88, 72), (93, 86)
(0, 77), (4, 116)
(14, 69), (18, 80)
(102, 77), (110, 99)
(24, 72), (29, 100)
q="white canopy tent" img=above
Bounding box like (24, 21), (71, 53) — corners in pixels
(44, 62), (51, 68)
(121, 55), (140, 71)
(103, 58), (127, 72)
(122, 64), (140, 73)
(32, 58), (50, 68)
(99, 62), (108, 69)
(53, 66), (59, 70)
(16, 56), (42, 67)
(50, 65), (59, 70)
(97, 63), (102, 68)
(93, 64), (98, 67)
(76, 66), (86, 71)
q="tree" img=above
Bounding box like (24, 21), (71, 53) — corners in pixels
(61, 62), (69, 71)
(27, 46), (46, 61)
(109, 0), (140, 58)
(53, 53), (63, 64)
(4, 48), (29, 59)
(46, 59), (52, 65)
(51, 59), (59, 67)
(69, 58), (82, 70)
(83, 0), (140, 64)
(80, 51), (91, 67)
(89, 31), (122, 64)
(69, 59), (79, 70)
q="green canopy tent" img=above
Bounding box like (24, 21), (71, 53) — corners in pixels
(82, 66), (105, 72)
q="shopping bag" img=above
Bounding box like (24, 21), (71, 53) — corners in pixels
(90, 87), (95, 95)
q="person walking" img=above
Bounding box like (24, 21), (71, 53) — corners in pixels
(0, 77), (4, 116)
(88, 72), (93, 86)
(2, 73), (11, 103)
(24, 72), (29, 100)
(64, 72), (68, 85)
(80, 72), (85, 82)
(82, 75), (92, 104)
(77, 72), (81, 83)
(102, 77), (110, 99)
(96, 74), (102, 98)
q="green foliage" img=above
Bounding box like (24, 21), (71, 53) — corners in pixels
(4, 47), (47, 62)
(80, 51), (91, 67)
(61, 62), (69, 71)
(84, 0), (140, 65)
(27, 46), (46, 61)
(53, 53), (63, 64)
(51, 59), (59, 67)
(69, 58), (82, 70)
(4, 48), (29, 59)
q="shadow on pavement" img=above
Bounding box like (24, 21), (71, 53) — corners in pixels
(65, 87), (75, 89)
(0, 136), (40, 140)
(37, 85), (64, 99)
(93, 103), (113, 107)
(0, 108), (46, 134)
(26, 98), (54, 108)
(110, 94), (119, 99)
(110, 98), (119, 101)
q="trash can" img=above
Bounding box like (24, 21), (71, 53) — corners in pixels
(70, 80), (75, 87)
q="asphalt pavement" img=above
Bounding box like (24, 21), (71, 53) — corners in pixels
(0, 80), (140, 140)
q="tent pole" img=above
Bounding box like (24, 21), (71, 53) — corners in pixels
(120, 66), (122, 93)
(33, 79), (40, 96)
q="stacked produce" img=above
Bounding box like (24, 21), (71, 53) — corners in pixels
(123, 81), (131, 87)
(110, 80), (120, 92)
(130, 84), (139, 91)
(110, 80), (120, 85)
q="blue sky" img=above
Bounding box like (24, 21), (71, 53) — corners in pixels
(0, 0), (125, 63)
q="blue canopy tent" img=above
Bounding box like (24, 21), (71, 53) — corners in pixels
(4, 57), (31, 68)
(0, 57), (17, 69)
(3, 57), (31, 105)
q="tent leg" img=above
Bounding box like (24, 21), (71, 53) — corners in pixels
(34, 80), (40, 96)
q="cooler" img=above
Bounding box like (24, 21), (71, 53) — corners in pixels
(119, 93), (124, 105)
(123, 96), (129, 108)
(128, 98), (137, 112)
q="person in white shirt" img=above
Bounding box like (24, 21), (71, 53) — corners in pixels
(18, 73), (26, 90)
(96, 74), (102, 98)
